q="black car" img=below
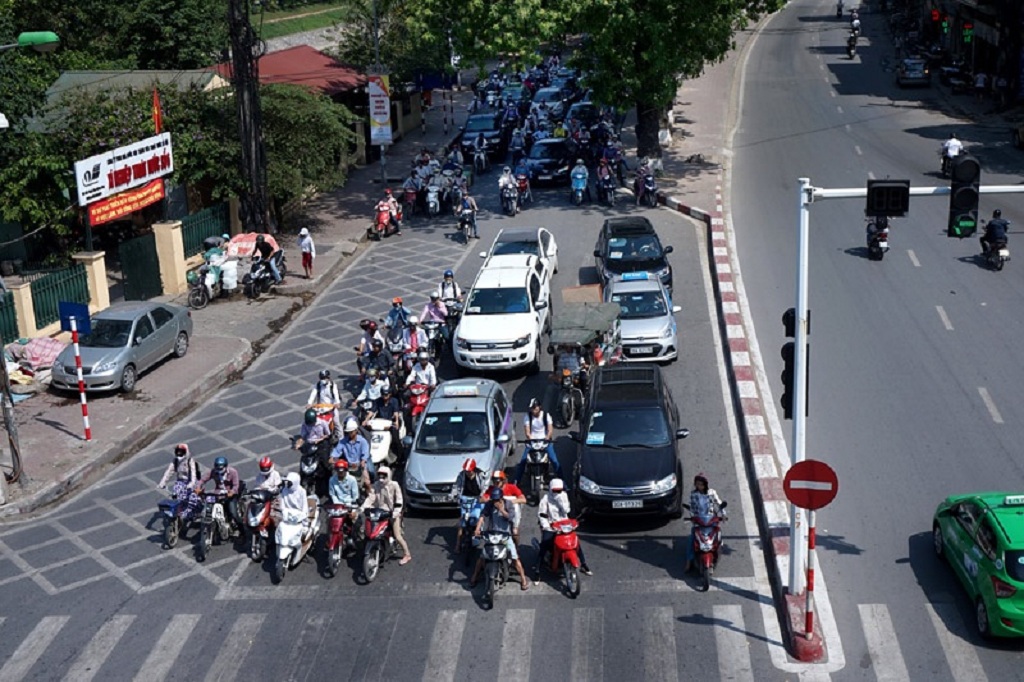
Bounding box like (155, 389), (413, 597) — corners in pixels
(523, 138), (572, 185)
(571, 365), (689, 517)
(460, 111), (509, 158)
(594, 217), (674, 291)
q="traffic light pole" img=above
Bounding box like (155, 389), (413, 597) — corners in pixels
(788, 178), (1024, 596)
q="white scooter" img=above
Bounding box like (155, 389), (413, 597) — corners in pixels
(272, 495), (320, 583)
(426, 184), (442, 218)
(367, 417), (405, 467)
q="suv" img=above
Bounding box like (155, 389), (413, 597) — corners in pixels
(403, 379), (515, 509)
(606, 273), (681, 362)
(571, 365), (689, 517)
(480, 227), (559, 275)
(594, 217), (674, 291)
(454, 254), (552, 373)
(460, 111), (508, 158)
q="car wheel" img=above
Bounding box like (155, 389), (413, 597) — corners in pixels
(932, 522), (945, 560)
(173, 332), (189, 358)
(975, 598), (993, 640)
(119, 365), (137, 393)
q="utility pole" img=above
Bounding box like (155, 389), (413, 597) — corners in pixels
(228, 0), (269, 233)
(371, 0), (387, 184)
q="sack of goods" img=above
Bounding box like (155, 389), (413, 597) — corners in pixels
(220, 261), (239, 290)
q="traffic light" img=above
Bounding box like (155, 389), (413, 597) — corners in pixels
(947, 154), (981, 238)
(963, 22), (974, 44)
(866, 179), (910, 217)
(781, 341), (795, 420)
(941, 15), (950, 34)
(930, 9), (940, 22)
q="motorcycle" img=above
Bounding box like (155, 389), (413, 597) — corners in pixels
(187, 260), (238, 310)
(940, 151), (958, 178)
(455, 495), (485, 565)
(836, 2), (843, 18)
(846, 41), (857, 59)
(501, 184), (519, 216)
(273, 495), (320, 583)
(598, 174), (618, 207)
(684, 501), (728, 591)
(368, 207), (391, 241)
(480, 529), (514, 606)
(403, 188), (418, 218)
(556, 368), (586, 428)
(474, 148), (490, 174)
(324, 502), (359, 578)
(244, 488), (279, 562)
(242, 251), (287, 299)
(457, 208), (476, 243)
(524, 439), (551, 505)
(636, 171), (658, 208)
(367, 416), (404, 467)
(426, 184), (442, 219)
(983, 240), (1011, 272)
(444, 300), (464, 339)
(157, 488), (201, 549)
(196, 491), (236, 563)
(545, 518), (583, 598)
(362, 507), (397, 583)
(384, 322), (408, 387)
(298, 442), (331, 499)
(570, 171), (588, 206)
(422, 320), (445, 365)
(516, 174), (531, 208)
(866, 217), (891, 261)
(405, 382), (431, 434)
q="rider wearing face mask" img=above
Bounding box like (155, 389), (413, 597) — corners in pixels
(157, 444), (203, 522)
(533, 478), (592, 580)
(684, 473), (727, 573)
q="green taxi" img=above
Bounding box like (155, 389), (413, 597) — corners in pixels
(933, 492), (1024, 638)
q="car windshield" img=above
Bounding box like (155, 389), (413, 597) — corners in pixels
(535, 90), (561, 103)
(81, 318), (133, 348)
(612, 290), (668, 319)
(494, 239), (539, 256)
(529, 144), (565, 160)
(415, 412), (490, 453)
(1006, 550), (1024, 582)
(584, 407), (671, 448)
(605, 235), (664, 263)
(465, 117), (496, 133)
(465, 287), (531, 315)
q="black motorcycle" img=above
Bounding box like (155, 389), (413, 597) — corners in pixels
(866, 217), (891, 261)
(444, 300), (464, 340)
(242, 251), (287, 299)
(298, 440), (331, 499)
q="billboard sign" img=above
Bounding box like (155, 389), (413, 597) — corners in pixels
(87, 178), (165, 226)
(74, 132), (174, 207)
(368, 75), (393, 145)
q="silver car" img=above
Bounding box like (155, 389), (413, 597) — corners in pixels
(50, 301), (193, 393)
(403, 379), (515, 509)
(605, 273), (681, 362)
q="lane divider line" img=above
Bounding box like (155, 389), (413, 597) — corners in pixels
(907, 249), (920, 267)
(978, 387), (1004, 424)
(935, 305), (953, 330)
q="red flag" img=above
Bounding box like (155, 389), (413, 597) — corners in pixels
(152, 89), (163, 134)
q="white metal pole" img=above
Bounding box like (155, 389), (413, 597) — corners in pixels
(789, 178), (812, 595)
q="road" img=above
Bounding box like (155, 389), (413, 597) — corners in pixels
(732, 1), (1024, 679)
(0, 177), (792, 677)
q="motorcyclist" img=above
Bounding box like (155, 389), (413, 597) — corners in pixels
(846, 32), (857, 55)
(684, 473), (727, 573)
(420, 293), (450, 344)
(472, 133), (488, 167)
(385, 296), (412, 330)
(596, 158), (615, 202)
(510, 127), (527, 163)
(407, 351), (438, 391)
(332, 417), (374, 491)
(253, 457), (283, 492)
(498, 165), (518, 212)
(378, 189), (402, 235)
(402, 314), (428, 361)
(363, 338), (396, 383)
(454, 458), (487, 554)
(306, 369), (342, 432)
(362, 384), (404, 459)
(851, 16), (861, 35)
(513, 398), (563, 485)
(293, 408), (332, 460)
(437, 269), (464, 304)
(940, 133), (963, 166)
(278, 472), (307, 524)
(570, 158), (591, 203)
(355, 320), (384, 379)
(328, 460), (361, 527)
(980, 209), (1010, 254)
(633, 157), (653, 205)
(401, 170), (422, 215)
(251, 234), (283, 285)
(156, 443), (203, 523)
(469, 488), (529, 590)
(482, 470), (526, 546)
(352, 368), (391, 407)
(195, 456), (244, 533)
(459, 192), (480, 239)
(533, 478), (592, 579)
(513, 158), (533, 205)
(361, 465), (412, 565)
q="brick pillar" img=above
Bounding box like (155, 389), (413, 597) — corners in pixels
(151, 221), (186, 295)
(72, 251), (109, 313)
(8, 282), (35, 339)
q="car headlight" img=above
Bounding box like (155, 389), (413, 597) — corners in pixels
(93, 360), (120, 374)
(405, 470), (427, 493)
(455, 336), (469, 349)
(513, 334), (531, 349)
(651, 473), (677, 494)
(578, 475), (601, 494)
(659, 326), (674, 339)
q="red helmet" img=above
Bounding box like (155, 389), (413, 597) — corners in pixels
(259, 457), (273, 473)
(384, 188), (393, 196)
(392, 296), (403, 305)
(367, 321), (378, 333)
(462, 458), (477, 472)
(491, 470), (507, 482)
(334, 459), (350, 472)
(599, 158), (608, 165)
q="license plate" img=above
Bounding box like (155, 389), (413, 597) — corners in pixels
(431, 494), (452, 503)
(612, 499), (643, 509)
(877, 241), (888, 249)
(999, 249), (1010, 258)
(631, 346), (654, 354)
(539, 175), (552, 181)
(481, 354), (502, 361)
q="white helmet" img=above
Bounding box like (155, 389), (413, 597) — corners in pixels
(550, 478), (565, 492)
(344, 417), (359, 433)
(408, 315), (420, 325)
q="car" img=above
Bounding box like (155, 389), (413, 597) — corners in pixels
(480, 227), (559, 275)
(896, 58), (931, 87)
(933, 492), (1024, 638)
(403, 379), (515, 509)
(522, 138), (572, 185)
(531, 87), (567, 120)
(501, 84), (530, 107)
(605, 273), (681, 362)
(566, 102), (600, 129)
(49, 301), (193, 393)
(571, 365), (689, 517)
(459, 111), (509, 158)
(594, 217), (674, 291)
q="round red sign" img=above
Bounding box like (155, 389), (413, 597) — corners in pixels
(783, 460), (839, 510)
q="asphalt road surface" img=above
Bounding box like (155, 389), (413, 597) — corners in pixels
(732, 1), (1024, 679)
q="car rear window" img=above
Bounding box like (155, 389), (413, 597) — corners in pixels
(1006, 550), (1024, 582)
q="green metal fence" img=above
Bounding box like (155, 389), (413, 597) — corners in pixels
(181, 203), (230, 257)
(30, 263), (89, 330)
(0, 291), (17, 344)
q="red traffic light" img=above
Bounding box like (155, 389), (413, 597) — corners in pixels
(931, 9), (940, 21)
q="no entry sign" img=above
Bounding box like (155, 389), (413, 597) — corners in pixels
(784, 460), (838, 510)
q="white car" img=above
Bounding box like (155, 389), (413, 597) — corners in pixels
(479, 227), (559, 275)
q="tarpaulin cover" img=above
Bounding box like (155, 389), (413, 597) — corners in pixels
(224, 233), (281, 259)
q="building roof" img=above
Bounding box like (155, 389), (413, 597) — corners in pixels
(212, 45), (366, 96)
(45, 70), (227, 102)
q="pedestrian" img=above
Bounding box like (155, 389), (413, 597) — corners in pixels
(298, 227), (315, 279)
(994, 74), (1009, 109)
(974, 71), (988, 101)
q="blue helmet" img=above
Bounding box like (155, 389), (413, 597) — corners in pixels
(444, 269), (454, 278)
(490, 487), (504, 502)
(213, 456), (228, 474)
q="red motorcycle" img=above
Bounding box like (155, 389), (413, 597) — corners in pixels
(516, 173), (531, 207)
(405, 382), (431, 433)
(548, 518), (582, 598)
(362, 507), (397, 583)
(244, 488), (279, 562)
(368, 204), (401, 241)
(684, 501), (728, 591)
(403, 188), (418, 218)
(324, 502), (359, 578)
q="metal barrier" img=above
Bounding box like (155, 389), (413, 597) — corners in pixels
(0, 291), (17, 343)
(181, 203), (229, 257)
(30, 263), (89, 329)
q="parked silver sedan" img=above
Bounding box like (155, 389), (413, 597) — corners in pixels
(50, 301), (193, 393)
(605, 273), (681, 362)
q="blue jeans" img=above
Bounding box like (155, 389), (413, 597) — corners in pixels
(514, 443), (561, 483)
(268, 253), (282, 283)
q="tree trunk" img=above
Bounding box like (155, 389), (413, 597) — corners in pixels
(634, 98), (662, 161)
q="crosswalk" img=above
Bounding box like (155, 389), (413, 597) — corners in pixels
(0, 600), (1016, 681)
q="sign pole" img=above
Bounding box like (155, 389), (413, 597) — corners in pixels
(805, 508), (816, 639)
(789, 178), (812, 595)
(70, 316), (91, 441)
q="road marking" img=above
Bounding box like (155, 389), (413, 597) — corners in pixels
(907, 249), (920, 267)
(925, 603), (989, 682)
(284, 613), (331, 682)
(858, 604), (910, 682)
(713, 605), (754, 682)
(830, 90), (836, 97)
(348, 610), (399, 681)
(0, 615), (69, 682)
(643, 606), (678, 682)
(423, 610), (467, 682)
(498, 609), (534, 679)
(836, 105), (844, 114)
(845, 123), (852, 133)
(978, 387), (1004, 424)
(571, 608), (604, 682)
(867, 170), (875, 179)
(854, 145), (863, 155)
(936, 306), (953, 330)
(204, 613), (266, 682)
(64, 614), (136, 682)
(132, 613), (200, 682)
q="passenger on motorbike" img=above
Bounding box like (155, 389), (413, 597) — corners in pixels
(332, 417), (374, 490)
(361, 465), (412, 564)
(684, 473), (727, 573)
(570, 159), (591, 203)
(157, 443), (203, 520)
(513, 398), (563, 485)
(362, 385), (404, 458)
(251, 234), (283, 285)
(420, 293), (450, 343)
(533, 478), (592, 579)
(482, 470), (526, 546)
(385, 297), (412, 330)
(328, 460), (362, 528)
(469, 489), (530, 590)
(306, 369), (342, 428)
(981, 209), (1010, 254)
(195, 456), (244, 533)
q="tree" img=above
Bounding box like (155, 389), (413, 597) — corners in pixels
(571, 0), (784, 159)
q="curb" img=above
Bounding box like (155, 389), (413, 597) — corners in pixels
(0, 337), (254, 520)
(657, 185), (826, 662)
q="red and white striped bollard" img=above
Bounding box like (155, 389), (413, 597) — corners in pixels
(70, 316), (91, 441)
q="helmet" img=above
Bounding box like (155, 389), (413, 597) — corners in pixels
(214, 456), (228, 473)
(174, 443), (189, 458)
(599, 157), (607, 165)
(319, 369), (331, 381)
(550, 478), (564, 492)
(334, 459), (350, 472)
(360, 318), (372, 330)
(503, 166), (511, 173)
(491, 470), (507, 482)
(444, 269), (454, 278)
(408, 315), (419, 325)
(576, 158), (584, 164)
(694, 473), (709, 488)
(381, 384), (393, 395)
(371, 338), (384, 349)
(418, 351), (429, 361)
(489, 487), (505, 502)
(304, 409), (317, 426)
(367, 321), (378, 333)
(529, 397), (541, 410)
(256, 234), (265, 244)
(430, 292), (440, 300)
(259, 457), (273, 473)
(462, 458), (477, 472)
(344, 417), (359, 433)
(384, 188), (393, 196)
(392, 296), (403, 305)
(378, 465), (392, 479)
(367, 368), (380, 379)
(993, 209), (1002, 219)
